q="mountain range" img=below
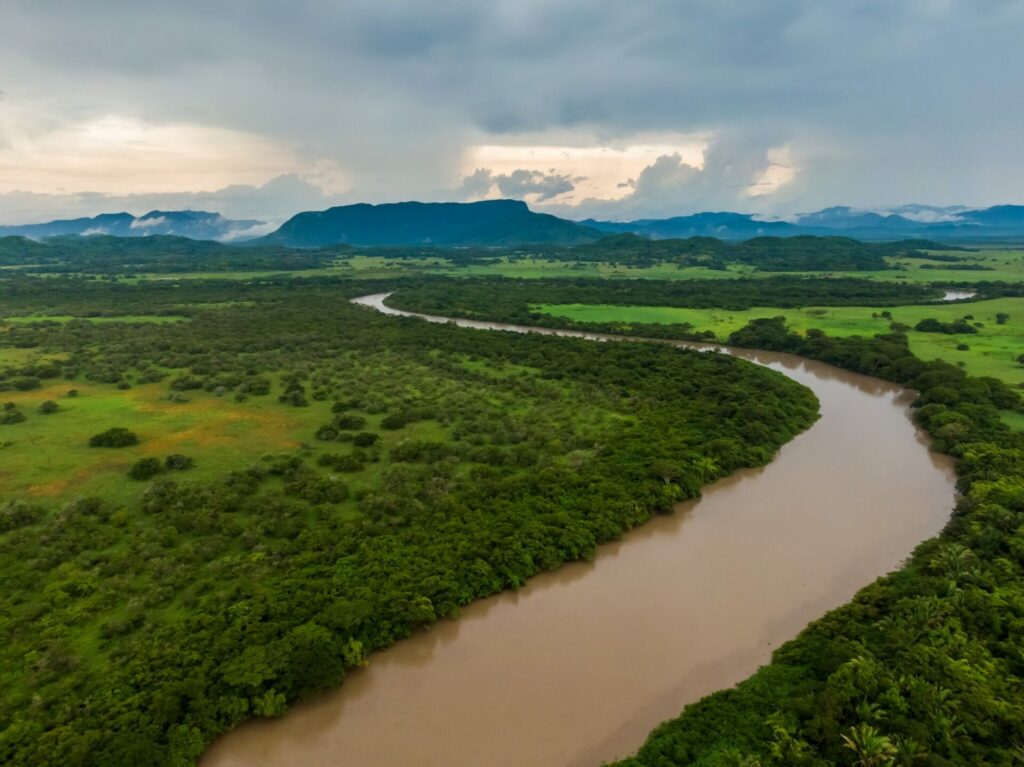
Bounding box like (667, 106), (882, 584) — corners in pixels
(582, 205), (1024, 241)
(0, 210), (265, 242)
(3, 201), (1024, 247)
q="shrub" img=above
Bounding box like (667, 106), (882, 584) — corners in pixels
(38, 400), (59, 414)
(0, 410), (26, 425)
(353, 432), (379, 447)
(239, 377), (271, 396)
(164, 454), (194, 471)
(12, 377), (41, 391)
(315, 425), (339, 441)
(0, 500), (45, 532)
(380, 413), (408, 429)
(334, 414), (367, 430)
(914, 317), (977, 334)
(89, 427), (140, 447)
(278, 390), (309, 407)
(317, 453), (365, 472)
(170, 376), (204, 391)
(127, 458), (162, 480)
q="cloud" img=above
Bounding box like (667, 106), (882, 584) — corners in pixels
(457, 168), (495, 199)
(0, 175), (344, 226)
(540, 135), (801, 220)
(460, 168), (576, 202)
(0, 1), (1023, 220)
(129, 216), (167, 230)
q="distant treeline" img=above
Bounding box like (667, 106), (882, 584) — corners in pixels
(388, 276), (945, 320)
(0, 231), (964, 275)
(0, 235), (345, 273)
(555, 233), (958, 271)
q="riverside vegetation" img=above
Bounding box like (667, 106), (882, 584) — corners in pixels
(4, 232), (1024, 766)
(388, 277), (1024, 388)
(388, 278), (1024, 766)
(608, 317), (1024, 767)
(0, 276), (818, 766)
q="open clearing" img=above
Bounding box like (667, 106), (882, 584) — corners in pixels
(537, 296), (1024, 386)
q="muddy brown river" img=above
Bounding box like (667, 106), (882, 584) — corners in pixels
(201, 293), (957, 767)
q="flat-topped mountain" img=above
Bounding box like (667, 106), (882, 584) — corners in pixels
(260, 199), (601, 247)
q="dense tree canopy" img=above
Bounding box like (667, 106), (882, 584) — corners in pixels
(0, 276), (817, 766)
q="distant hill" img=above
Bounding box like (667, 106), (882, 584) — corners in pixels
(582, 212), (798, 240)
(4, 202), (1023, 247)
(0, 210), (265, 241)
(0, 234), (334, 273)
(584, 204), (1024, 241)
(261, 200), (601, 247)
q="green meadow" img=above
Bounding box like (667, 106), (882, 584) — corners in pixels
(537, 296), (1024, 386)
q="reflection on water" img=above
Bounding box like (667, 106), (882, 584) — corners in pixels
(200, 294), (957, 767)
(940, 290), (977, 302)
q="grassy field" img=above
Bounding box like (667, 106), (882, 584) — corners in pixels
(0, 380), (321, 505)
(537, 296), (1024, 386)
(0, 344), (613, 511)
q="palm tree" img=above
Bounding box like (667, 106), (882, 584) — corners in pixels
(694, 455), (720, 483)
(841, 723), (896, 767)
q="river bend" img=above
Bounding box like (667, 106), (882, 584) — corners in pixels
(201, 292), (957, 767)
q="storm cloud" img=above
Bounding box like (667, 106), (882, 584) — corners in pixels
(1, 1), (1022, 222)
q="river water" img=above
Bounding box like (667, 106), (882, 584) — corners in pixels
(201, 293), (957, 767)
(940, 289), (977, 301)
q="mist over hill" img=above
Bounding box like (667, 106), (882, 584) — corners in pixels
(3, 202), (1023, 248)
(0, 210), (265, 242)
(583, 204), (1024, 241)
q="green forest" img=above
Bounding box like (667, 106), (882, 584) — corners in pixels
(0, 276), (817, 766)
(0, 231), (963, 276)
(610, 317), (1024, 767)
(3, 235), (1024, 766)
(388, 274), (1024, 766)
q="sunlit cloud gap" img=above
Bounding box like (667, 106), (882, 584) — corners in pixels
(464, 141), (708, 203)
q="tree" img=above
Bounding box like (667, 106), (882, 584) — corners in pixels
(694, 456), (720, 483)
(650, 460), (682, 485)
(353, 432), (379, 447)
(164, 454), (194, 471)
(841, 723), (896, 767)
(0, 410), (26, 425)
(89, 427), (140, 447)
(128, 458), (163, 480)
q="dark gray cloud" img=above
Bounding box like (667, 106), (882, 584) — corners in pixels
(1, 1), (1023, 220)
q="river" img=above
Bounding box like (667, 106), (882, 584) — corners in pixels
(201, 293), (957, 767)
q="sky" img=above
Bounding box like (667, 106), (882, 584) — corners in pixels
(1, 1), (1022, 225)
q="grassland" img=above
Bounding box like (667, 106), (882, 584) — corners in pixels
(0, 352), (579, 510)
(537, 296), (1024, 386)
